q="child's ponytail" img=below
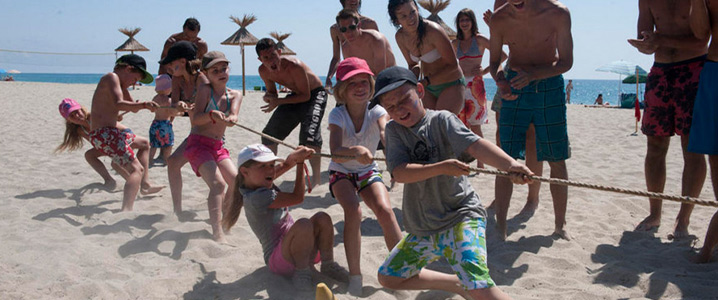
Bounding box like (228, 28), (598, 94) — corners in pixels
(222, 162), (253, 231)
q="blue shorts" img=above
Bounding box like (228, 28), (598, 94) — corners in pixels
(499, 70), (570, 161)
(149, 120), (174, 148)
(688, 60), (718, 155)
(378, 218), (495, 291)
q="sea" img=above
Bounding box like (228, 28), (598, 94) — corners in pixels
(5, 73), (644, 106)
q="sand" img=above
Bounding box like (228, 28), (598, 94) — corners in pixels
(0, 81), (717, 299)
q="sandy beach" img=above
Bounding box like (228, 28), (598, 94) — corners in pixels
(1, 81), (717, 299)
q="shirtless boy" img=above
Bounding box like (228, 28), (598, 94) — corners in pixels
(256, 38), (327, 187)
(335, 9), (396, 75)
(628, 0), (708, 238)
(326, 0), (379, 90)
(489, 0), (573, 240)
(90, 54), (159, 211)
(159, 18), (208, 75)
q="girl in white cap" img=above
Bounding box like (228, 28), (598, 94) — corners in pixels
(224, 144), (349, 292)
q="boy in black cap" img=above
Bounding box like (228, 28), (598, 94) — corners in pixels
(89, 54), (160, 211)
(373, 66), (532, 299)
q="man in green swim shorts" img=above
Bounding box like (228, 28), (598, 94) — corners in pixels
(489, 0), (574, 241)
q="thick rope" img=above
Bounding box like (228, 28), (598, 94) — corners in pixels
(229, 121), (717, 208)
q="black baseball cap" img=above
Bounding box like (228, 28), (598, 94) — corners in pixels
(159, 41), (198, 65)
(116, 54), (153, 84)
(373, 66), (418, 103)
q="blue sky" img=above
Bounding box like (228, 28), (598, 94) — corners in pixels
(0, 0), (653, 79)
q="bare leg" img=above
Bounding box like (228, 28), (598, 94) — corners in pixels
(197, 160), (228, 243)
(120, 158), (144, 211)
(697, 156), (718, 263)
(636, 136), (670, 231)
(435, 84), (465, 115)
(132, 136), (164, 194)
(308, 145), (322, 188)
(670, 135), (707, 239)
(84, 149), (117, 190)
(149, 147), (158, 165)
(548, 160), (570, 240)
(217, 159), (238, 234)
(522, 124), (543, 216)
(471, 125), (486, 169)
(168, 139), (189, 213)
(282, 218), (317, 270)
(161, 146), (172, 163)
(333, 180), (363, 276)
(378, 271), (473, 299)
(468, 287), (512, 300)
(494, 176), (513, 241)
(360, 182), (402, 249)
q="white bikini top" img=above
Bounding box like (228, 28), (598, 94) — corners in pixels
(410, 48), (441, 64)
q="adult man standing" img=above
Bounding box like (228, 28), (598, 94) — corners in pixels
(159, 18), (208, 75)
(628, 0), (708, 238)
(489, 0), (573, 240)
(256, 38), (327, 188)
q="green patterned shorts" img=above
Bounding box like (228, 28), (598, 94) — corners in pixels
(378, 218), (495, 290)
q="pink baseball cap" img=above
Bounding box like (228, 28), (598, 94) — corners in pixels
(155, 74), (172, 92)
(336, 57), (374, 82)
(237, 144), (284, 167)
(59, 98), (82, 119)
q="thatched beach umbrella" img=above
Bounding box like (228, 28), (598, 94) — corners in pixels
(269, 32), (296, 56)
(222, 15), (259, 96)
(418, 0), (456, 40)
(115, 27), (150, 56)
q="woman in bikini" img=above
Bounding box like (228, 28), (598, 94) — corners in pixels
(389, 0), (464, 114)
(161, 41), (210, 215)
(452, 8), (507, 168)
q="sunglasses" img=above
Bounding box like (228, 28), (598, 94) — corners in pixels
(339, 24), (357, 33)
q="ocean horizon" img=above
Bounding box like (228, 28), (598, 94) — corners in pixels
(5, 73), (645, 107)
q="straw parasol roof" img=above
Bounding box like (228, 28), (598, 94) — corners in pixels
(222, 14), (259, 96)
(418, 0), (456, 39)
(222, 15), (259, 46)
(115, 28), (149, 53)
(269, 32), (296, 55)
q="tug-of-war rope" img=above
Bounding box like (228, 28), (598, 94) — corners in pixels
(227, 121), (718, 208)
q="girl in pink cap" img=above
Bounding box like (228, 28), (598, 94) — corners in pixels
(327, 57), (402, 296)
(56, 98), (163, 194)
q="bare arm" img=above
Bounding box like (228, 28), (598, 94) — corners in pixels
(196, 39), (208, 59)
(225, 90), (243, 125)
(329, 124), (373, 164)
(429, 23), (461, 73)
(378, 113), (389, 147)
(478, 35), (506, 76)
(189, 80), (213, 126)
(381, 34), (397, 69)
(489, 14), (515, 100)
(267, 164), (305, 208)
(326, 26), (342, 89)
(465, 139), (533, 184)
(391, 160), (468, 184)
(629, 0), (658, 54)
(110, 76), (155, 112)
(690, 0), (711, 40)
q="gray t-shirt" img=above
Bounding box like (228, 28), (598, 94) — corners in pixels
(241, 186), (294, 264)
(385, 109), (486, 236)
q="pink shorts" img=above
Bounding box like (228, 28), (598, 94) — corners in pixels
(641, 56), (705, 136)
(89, 126), (136, 165)
(459, 75), (489, 127)
(183, 134), (230, 177)
(268, 236), (321, 276)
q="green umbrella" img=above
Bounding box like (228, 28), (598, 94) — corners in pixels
(622, 74), (647, 84)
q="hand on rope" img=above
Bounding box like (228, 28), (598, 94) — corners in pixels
(228, 121), (718, 208)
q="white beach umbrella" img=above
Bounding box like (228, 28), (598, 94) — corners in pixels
(596, 60), (648, 134)
(7, 69), (21, 74)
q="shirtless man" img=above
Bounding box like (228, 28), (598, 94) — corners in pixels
(489, 0), (573, 240)
(689, 0), (718, 263)
(628, 0), (708, 238)
(89, 54), (159, 211)
(336, 9), (395, 75)
(326, 0), (378, 90)
(159, 18), (208, 75)
(256, 38), (327, 188)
